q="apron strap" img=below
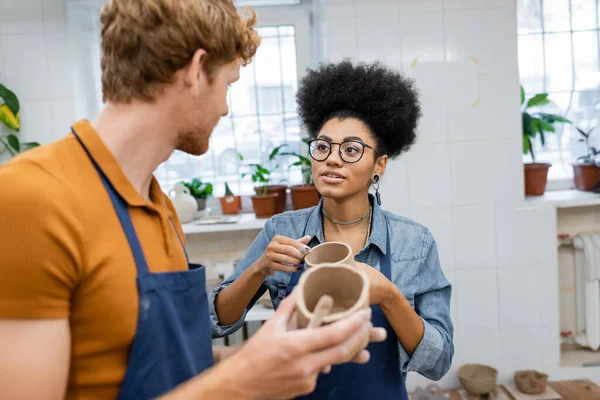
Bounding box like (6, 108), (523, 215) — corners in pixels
(379, 218), (391, 280)
(71, 128), (151, 276)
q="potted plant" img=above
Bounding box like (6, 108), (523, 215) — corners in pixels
(521, 85), (570, 196)
(256, 145), (288, 214)
(180, 177), (213, 211)
(0, 83), (39, 160)
(241, 154), (279, 218)
(572, 126), (600, 192)
(281, 138), (319, 210)
(219, 182), (242, 215)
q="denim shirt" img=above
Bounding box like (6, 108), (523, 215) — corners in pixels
(209, 195), (454, 381)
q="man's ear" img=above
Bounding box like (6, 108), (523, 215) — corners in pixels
(184, 49), (208, 91)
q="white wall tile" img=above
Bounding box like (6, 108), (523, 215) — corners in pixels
(396, 0), (443, 14)
(456, 328), (500, 365)
(398, 11), (445, 71)
(0, 0), (44, 34)
(455, 268), (498, 330)
(51, 99), (75, 141)
(444, 7), (517, 75)
(325, 17), (357, 62)
(452, 204), (496, 268)
(498, 265), (541, 328)
(42, 0), (67, 33)
(17, 100), (53, 144)
(495, 205), (556, 266)
(415, 85), (448, 144)
(356, 14), (401, 69)
(379, 157), (410, 212)
(1, 34), (51, 101)
(406, 142), (451, 207)
(355, 0), (400, 15)
(450, 140), (522, 205)
(498, 327), (542, 382)
(46, 33), (75, 99)
(443, 0), (511, 11)
(409, 206), (454, 271)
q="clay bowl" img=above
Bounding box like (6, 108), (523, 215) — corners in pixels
(305, 242), (355, 268)
(514, 370), (548, 394)
(457, 364), (498, 396)
(295, 262), (369, 329)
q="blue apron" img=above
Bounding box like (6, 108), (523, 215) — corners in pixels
(284, 218), (408, 400)
(72, 129), (214, 400)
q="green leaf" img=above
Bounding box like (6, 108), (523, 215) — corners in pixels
(539, 131), (546, 146)
(522, 135), (531, 155)
(538, 113), (570, 124)
(21, 141), (40, 150)
(256, 165), (270, 175)
(238, 152), (244, 161)
(520, 85), (525, 105)
(7, 134), (19, 152)
(0, 83), (20, 115)
(528, 118), (541, 137)
(269, 144), (287, 161)
(539, 120), (555, 133)
(526, 93), (550, 108)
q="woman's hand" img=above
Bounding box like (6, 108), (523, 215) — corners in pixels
(252, 235), (312, 277)
(355, 261), (398, 307)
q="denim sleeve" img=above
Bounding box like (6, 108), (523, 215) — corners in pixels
(397, 230), (454, 380)
(209, 219), (274, 338)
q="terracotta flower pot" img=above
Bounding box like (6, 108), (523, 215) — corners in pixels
(220, 195), (241, 215)
(295, 263), (369, 329)
(251, 193), (278, 218)
(514, 370), (548, 394)
(572, 163), (600, 192)
(290, 184), (320, 210)
(458, 364), (498, 396)
(305, 242), (355, 268)
(524, 163), (551, 196)
(255, 185), (287, 214)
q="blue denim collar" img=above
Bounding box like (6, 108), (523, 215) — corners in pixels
(303, 193), (387, 255)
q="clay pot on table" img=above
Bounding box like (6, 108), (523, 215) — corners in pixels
(572, 163), (600, 191)
(524, 163), (551, 196)
(289, 184), (320, 210)
(251, 193), (278, 218)
(457, 363), (498, 396)
(514, 370), (548, 394)
(295, 262), (369, 329)
(304, 242), (355, 268)
(255, 185), (287, 214)
(220, 195), (242, 215)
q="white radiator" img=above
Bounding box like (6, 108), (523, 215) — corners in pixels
(572, 232), (600, 351)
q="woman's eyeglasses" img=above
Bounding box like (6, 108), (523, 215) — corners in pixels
(307, 139), (381, 163)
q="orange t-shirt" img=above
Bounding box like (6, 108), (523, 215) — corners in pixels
(0, 120), (189, 399)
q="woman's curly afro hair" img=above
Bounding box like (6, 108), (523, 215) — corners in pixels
(296, 60), (421, 159)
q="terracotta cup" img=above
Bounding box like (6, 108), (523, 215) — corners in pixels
(304, 242), (355, 268)
(295, 262), (369, 329)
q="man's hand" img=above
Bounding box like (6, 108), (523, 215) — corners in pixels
(219, 291), (386, 399)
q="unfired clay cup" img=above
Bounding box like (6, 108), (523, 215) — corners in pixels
(304, 242), (355, 268)
(295, 262), (369, 329)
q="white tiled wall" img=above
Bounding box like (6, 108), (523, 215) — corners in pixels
(3, 0), (600, 393)
(0, 0), (75, 145)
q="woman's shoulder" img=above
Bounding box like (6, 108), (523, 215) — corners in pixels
(381, 210), (435, 259)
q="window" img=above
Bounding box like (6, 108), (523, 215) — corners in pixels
(517, 0), (600, 187)
(154, 9), (311, 196)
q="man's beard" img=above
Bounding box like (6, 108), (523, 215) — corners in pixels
(176, 129), (210, 156)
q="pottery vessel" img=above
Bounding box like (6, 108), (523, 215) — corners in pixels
(295, 263), (369, 329)
(514, 370), (548, 394)
(305, 242), (355, 268)
(458, 363), (498, 396)
(171, 182), (197, 223)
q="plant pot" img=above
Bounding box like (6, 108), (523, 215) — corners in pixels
(220, 195), (242, 215)
(572, 163), (600, 191)
(295, 263), (369, 329)
(251, 193), (278, 218)
(524, 163), (551, 196)
(305, 242), (355, 268)
(290, 184), (320, 210)
(514, 370), (548, 394)
(195, 197), (206, 211)
(255, 185), (287, 214)
(457, 364), (498, 396)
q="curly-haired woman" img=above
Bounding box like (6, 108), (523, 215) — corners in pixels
(210, 60), (454, 400)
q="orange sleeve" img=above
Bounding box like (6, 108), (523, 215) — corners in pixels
(0, 161), (80, 318)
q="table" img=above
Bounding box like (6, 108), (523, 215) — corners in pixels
(411, 380), (600, 400)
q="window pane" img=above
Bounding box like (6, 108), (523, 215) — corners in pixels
(518, 33), (545, 93)
(544, 33), (574, 92)
(256, 26), (279, 38)
(571, 0), (598, 31)
(254, 35), (284, 114)
(279, 26), (295, 36)
(230, 61), (258, 117)
(518, 0), (543, 34)
(280, 35), (298, 113)
(543, 0), (570, 32)
(573, 31), (600, 90)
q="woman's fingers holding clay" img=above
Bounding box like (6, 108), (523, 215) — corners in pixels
(369, 327), (387, 343)
(275, 235), (312, 256)
(271, 244), (306, 264)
